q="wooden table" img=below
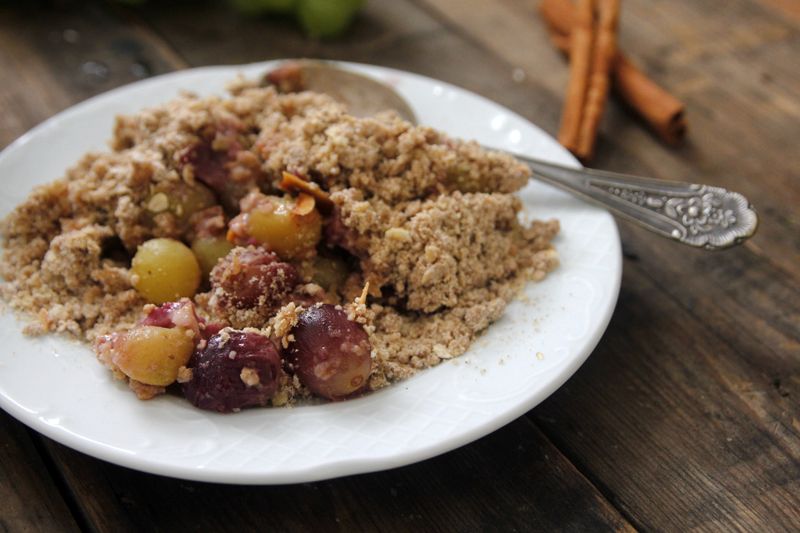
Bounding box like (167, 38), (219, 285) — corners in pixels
(2, 0), (798, 530)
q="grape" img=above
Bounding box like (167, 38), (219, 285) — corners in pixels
(210, 246), (298, 311)
(145, 181), (216, 228)
(286, 304), (371, 400)
(243, 195), (322, 260)
(110, 325), (196, 387)
(192, 236), (234, 280)
(183, 330), (282, 412)
(311, 254), (350, 292)
(140, 299), (202, 338)
(179, 141), (250, 211)
(131, 238), (201, 304)
(296, 0), (363, 38)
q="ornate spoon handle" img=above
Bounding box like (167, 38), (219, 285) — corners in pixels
(513, 155), (758, 250)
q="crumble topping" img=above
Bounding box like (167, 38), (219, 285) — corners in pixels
(0, 78), (559, 409)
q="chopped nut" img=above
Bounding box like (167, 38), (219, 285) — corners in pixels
(292, 193), (316, 216)
(279, 171), (332, 211)
(385, 227), (412, 242)
(146, 192), (169, 213)
(176, 366), (193, 383)
(240, 367), (260, 387)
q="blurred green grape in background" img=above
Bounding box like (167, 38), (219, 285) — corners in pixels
(106, 0), (365, 38)
(296, 0), (364, 38)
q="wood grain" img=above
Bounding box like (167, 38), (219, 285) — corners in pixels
(410, 0), (800, 529)
(0, 0), (798, 531)
(41, 418), (634, 533)
(0, 1), (632, 531)
(533, 253), (800, 530)
(0, 412), (80, 532)
(416, 0), (800, 278)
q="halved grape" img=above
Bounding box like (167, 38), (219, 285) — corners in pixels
(286, 304), (371, 400)
(183, 330), (282, 413)
(140, 299), (202, 338)
(111, 325), (196, 387)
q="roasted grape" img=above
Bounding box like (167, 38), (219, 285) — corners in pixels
(210, 246), (298, 310)
(296, 0), (364, 38)
(131, 238), (201, 304)
(111, 325), (196, 387)
(311, 254), (350, 292)
(183, 330), (282, 412)
(192, 236), (234, 280)
(140, 299), (202, 338)
(228, 192), (322, 260)
(179, 140), (253, 211)
(145, 181), (216, 228)
(286, 304), (371, 400)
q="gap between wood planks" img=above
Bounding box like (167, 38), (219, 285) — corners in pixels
(408, 0), (800, 404)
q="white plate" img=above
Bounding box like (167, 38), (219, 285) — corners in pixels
(0, 60), (621, 484)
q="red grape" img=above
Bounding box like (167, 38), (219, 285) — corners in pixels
(183, 330), (282, 413)
(210, 246), (298, 311)
(286, 304), (371, 400)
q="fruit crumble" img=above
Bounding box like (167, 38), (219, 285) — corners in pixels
(0, 74), (559, 412)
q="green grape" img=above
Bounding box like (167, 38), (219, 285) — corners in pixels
(191, 236), (234, 280)
(112, 326), (196, 387)
(311, 254), (349, 292)
(296, 0), (364, 38)
(230, 0), (297, 15)
(131, 238), (201, 304)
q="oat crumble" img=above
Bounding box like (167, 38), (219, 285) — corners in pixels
(0, 74), (559, 412)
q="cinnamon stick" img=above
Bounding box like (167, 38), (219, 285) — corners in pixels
(558, 0), (595, 152)
(540, 0), (576, 36)
(575, 0), (620, 161)
(540, 0), (687, 145)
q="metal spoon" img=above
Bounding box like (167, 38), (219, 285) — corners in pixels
(291, 62), (757, 250)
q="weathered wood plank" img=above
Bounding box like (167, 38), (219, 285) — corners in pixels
(0, 412), (80, 532)
(42, 417), (634, 533)
(0, 1), (634, 531)
(1, 0), (798, 531)
(533, 251), (800, 531)
(0, 1), (183, 149)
